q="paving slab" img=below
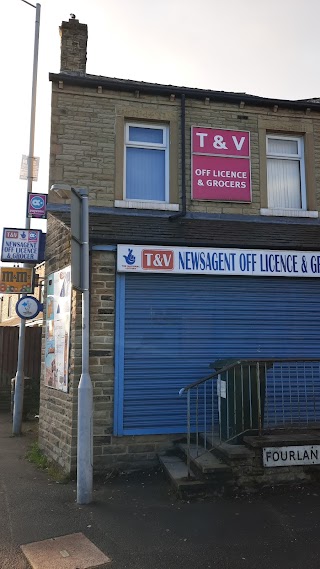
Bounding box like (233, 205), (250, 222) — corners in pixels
(21, 532), (111, 569)
(4, 413), (320, 569)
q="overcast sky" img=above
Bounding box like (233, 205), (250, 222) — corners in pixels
(2, 0), (320, 256)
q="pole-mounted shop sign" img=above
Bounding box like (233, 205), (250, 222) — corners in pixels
(1, 228), (43, 263)
(192, 127), (251, 202)
(118, 245), (320, 278)
(0, 267), (34, 294)
(27, 192), (47, 219)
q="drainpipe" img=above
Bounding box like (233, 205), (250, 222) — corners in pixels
(169, 93), (186, 220)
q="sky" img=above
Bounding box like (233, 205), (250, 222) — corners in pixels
(2, 0), (320, 259)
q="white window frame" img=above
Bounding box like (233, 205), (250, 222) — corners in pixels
(266, 134), (307, 211)
(123, 122), (170, 203)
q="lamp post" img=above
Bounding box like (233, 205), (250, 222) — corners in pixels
(13, 1), (41, 436)
(50, 184), (93, 505)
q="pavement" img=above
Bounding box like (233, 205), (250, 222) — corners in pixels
(2, 412), (320, 569)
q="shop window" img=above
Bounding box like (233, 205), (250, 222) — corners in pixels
(124, 123), (169, 203)
(266, 135), (306, 211)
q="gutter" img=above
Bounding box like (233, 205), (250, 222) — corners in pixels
(170, 93), (186, 221)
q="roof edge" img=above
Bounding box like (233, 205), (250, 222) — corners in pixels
(49, 72), (320, 111)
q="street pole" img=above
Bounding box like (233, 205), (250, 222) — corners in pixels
(77, 190), (93, 504)
(50, 183), (93, 503)
(13, 2), (41, 435)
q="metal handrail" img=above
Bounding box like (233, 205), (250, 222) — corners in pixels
(178, 357), (320, 480)
(179, 361), (242, 396)
(179, 358), (320, 396)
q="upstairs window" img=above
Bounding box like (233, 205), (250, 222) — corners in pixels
(124, 123), (169, 202)
(266, 135), (306, 210)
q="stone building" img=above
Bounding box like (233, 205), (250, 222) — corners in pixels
(40, 17), (320, 478)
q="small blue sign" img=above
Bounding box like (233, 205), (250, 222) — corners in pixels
(32, 196), (44, 208)
(123, 248), (136, 265)
(16, 296), (43, 320)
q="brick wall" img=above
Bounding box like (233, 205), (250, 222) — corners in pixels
(90, 251), (181, 472)
(39, 239), (183, 473)
(38, 215), (78, 471)
(49, 82), (320, 215)
(90, 250), (115, 470)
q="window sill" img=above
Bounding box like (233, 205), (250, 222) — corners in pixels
(260, 208), (319, 219)
(115, 200), (179, 211)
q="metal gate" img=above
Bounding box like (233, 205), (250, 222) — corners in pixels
(0, 327), (42, 411)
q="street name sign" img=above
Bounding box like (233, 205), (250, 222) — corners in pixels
(263, 445), (320, 467)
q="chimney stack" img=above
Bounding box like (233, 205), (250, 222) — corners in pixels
(59, 16), (88, 75)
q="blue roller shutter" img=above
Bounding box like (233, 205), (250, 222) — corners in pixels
(120, 274), (320, 435)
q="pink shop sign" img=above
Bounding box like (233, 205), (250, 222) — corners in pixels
(192, 127), (251, 202)
(192, 154), (251, 202)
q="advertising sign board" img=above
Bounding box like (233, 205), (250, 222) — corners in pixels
(27, 193), (47, 219)
(0, 267), (33, 294)
(1, 228), (42, 263)
(44, 266), (71, 392)
(192, 127), (251, 202)
(118, 244), (320, 278)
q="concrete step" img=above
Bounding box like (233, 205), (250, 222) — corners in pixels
(244, 431), (320, 448)
(178, 443), (231, 475)
(159, 455), (206, 497)
(204, 434), (255, 461)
